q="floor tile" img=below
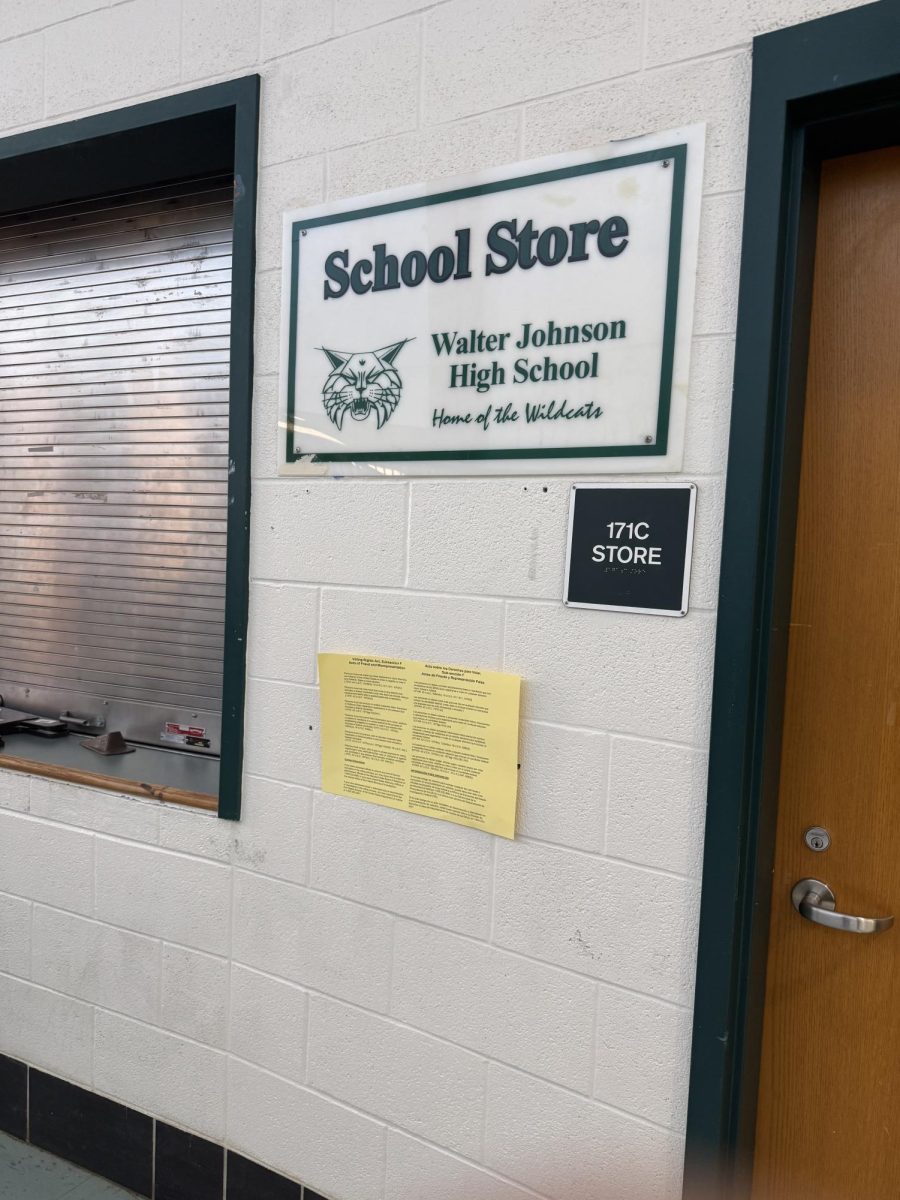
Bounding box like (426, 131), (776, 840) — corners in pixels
(65, 1178), (144, 1198)
(0, 1134), (83, 1200)
(0, 1131), (138, 1198)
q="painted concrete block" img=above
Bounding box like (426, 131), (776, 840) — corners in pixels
(523, 52), (751, 195)
(248, 583), (320, 686)
(226, 1058), (386, 1200)
(680, 335), (735, 475)
(160, 944), (230, 1048)
(607, 737), (708, 877)
(328, 111), (521, 200)
(311, 792), (493, 937)
(0, 892), (31, 979)
(595, 981), (693, 1129)
(242, 679), (320, 787)
(693, 192), (744, 337)
(94, 839), (231, 956)
(0, 813), (94, 916)
(229, 963), (309, 1084)
(232, 870), (394, 1011)
(260, 19), (420, 163)
(252, 481), (409, 586)
(644, 0), (870, 67)
(0, 0), (108, 43)
(261, 0), (333, 60)
(320, 588), (505, 668)
(29, 779), (160, 843)
(182, 0), (260, 77)
(391, 921), (597, 1093)
(257, 156), (326, 272)
(32, 905), (160, 1024)
(484, 1064), (684, 1200)
(44, 0), (181, 115)
(231, 776), (313, 883)
(504, 603), (715, 745)
(516, 721), (608, 851)
(0, 773), (28, 813)
(0, 975), (93, 1087)
(0, 35), (43, 129)
(94, 1011), (228, 1141)
(385, 1131), (538, 1200)
(408, 481), (569, 600)
(492, 838), (700, 1004)
(308, 995), (486, 1157)
(423, 0), (642, 123)
(335, 0), (433, 34)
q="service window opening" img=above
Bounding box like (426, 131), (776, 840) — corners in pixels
(0, 174), (234, 804)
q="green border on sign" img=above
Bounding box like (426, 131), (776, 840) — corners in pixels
(285, 143), (687, 464)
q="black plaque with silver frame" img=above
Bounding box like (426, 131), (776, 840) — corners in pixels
(563, 482), (697, 616)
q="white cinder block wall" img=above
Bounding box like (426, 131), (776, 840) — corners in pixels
(0, 1), (870, 1197)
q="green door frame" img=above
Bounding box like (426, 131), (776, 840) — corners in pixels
(684, 2), (900, 1193)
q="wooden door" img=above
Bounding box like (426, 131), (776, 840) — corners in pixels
(752, 148), (900, 1199)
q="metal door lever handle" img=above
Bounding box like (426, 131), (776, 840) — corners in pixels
(791, 878), (894, 934)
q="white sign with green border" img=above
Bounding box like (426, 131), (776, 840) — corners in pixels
(279, 125), (704, 476)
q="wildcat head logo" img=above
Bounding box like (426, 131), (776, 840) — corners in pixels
(319, 340), (409, 431)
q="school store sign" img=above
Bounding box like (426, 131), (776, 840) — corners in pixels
(279, 126), (704, 476)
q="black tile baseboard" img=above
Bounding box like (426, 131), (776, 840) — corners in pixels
(226, 1151), (302, 1200)
(30, 1070), (153, 1197)
(156, 1123), (224, 1200)
(1, 1056), (323, 1200)
(0, 1053), (27, 1141)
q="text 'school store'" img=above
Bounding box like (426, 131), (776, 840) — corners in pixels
(0, 3), (897, 1199)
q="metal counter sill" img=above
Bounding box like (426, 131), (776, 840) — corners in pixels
(0, 733), (218, 811)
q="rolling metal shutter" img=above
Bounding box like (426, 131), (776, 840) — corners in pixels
(0, 176), (233, 755)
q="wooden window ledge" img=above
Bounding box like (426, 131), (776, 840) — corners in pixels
(0, 733), (218, 812)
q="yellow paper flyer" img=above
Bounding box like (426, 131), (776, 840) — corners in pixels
(318, 653), (521, 838)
